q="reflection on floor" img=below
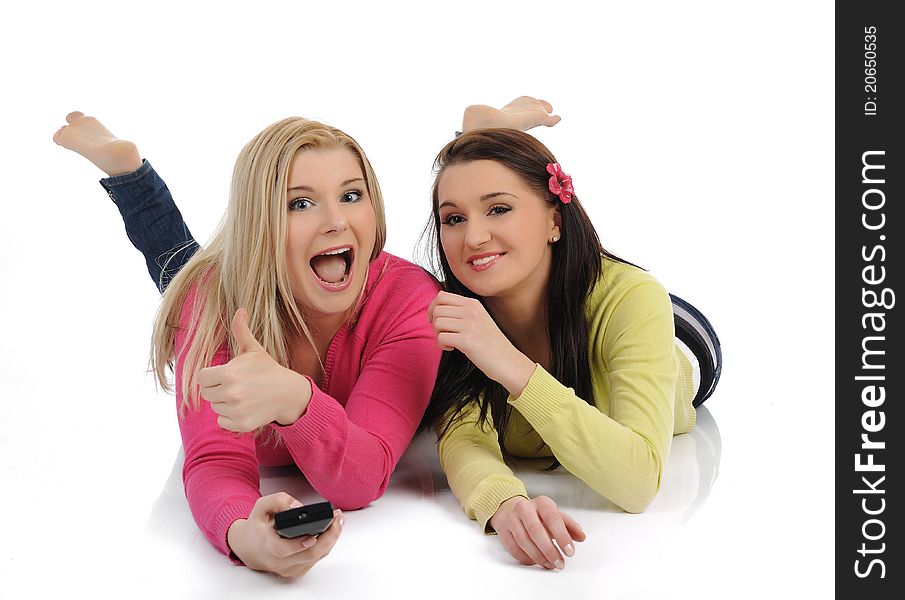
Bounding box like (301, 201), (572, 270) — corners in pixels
(143, 406), (721, 598)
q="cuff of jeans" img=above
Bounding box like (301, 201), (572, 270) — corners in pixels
(99, 158), (153, 196)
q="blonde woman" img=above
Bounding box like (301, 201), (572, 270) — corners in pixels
(54, 114), (445, 577)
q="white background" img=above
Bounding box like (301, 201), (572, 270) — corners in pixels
(0, 1), (834, 598)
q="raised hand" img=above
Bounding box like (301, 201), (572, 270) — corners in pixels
(52, 111), (142, 176)
(227, 493), (343, 578)
(462, 96), (561, 133)
(489, 495), (586, 570)
(197, 308), (312, 432)
(428, 291), (536, 396)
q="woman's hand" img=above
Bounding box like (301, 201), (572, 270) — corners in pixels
(462, 96), (561, 133)
(227, 493), (343, 578)
(489, 496), (586, 570)
(428, 291), (536, 396)
(197, 309), (313, 432)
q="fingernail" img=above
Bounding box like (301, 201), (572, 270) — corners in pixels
(289, 500), (303, 508)
(564, 543), (574, 557)
(302, 537), (316, 548)
(339, 516), (345, 527)
(554, 559), (564, 570)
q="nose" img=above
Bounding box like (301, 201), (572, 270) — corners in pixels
(319, 200), (349, 235)
(464, 220), (491, 249)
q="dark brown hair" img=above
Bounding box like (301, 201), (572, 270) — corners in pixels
(420, 129), (633, 466)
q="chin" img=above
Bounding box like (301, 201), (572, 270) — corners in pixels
(306, 290), (357, 317)
(313, 277), (369, 317)
(454, 279), (499, 299)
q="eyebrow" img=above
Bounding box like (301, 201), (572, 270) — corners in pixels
(288, 177), (365, 192)
(438, 191), (517, 210)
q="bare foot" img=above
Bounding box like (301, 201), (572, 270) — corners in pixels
(53, 111), (142, 176)
(462, 96), (561, 133)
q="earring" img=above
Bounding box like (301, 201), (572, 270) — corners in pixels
(551, 236), (559, 243)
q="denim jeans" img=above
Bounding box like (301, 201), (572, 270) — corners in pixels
(100, 160), (200, 292)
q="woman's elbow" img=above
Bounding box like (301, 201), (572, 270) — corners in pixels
(618, 489), (657, 514)
(324, 477), (391, 511)
(616, 471), (662, 514)
(330, 497), (372, 512)
(601, 457), (663, 514)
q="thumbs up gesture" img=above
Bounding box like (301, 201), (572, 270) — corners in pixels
(197, 309), (313, 432)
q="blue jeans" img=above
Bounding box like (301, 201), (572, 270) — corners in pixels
(100, 160), (200, 292)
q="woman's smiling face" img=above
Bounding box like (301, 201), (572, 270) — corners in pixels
(436, 160), (560, 301)
(285, 147), (377, 320)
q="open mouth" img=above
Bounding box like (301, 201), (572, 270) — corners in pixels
(309, 246), (354, 288)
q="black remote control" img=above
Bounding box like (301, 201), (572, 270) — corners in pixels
(274, 501), (335, 538)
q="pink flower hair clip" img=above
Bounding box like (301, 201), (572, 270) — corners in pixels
(546, 162), (574, 204)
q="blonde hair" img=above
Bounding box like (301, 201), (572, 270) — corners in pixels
(151, 117), (386, 413)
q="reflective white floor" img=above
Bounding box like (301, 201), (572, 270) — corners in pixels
(1, 363), (835, 600)
(134, 408), (722, 598)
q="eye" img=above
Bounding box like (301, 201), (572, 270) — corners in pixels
(441, 213), (465, 226)
(488, 205), (511, 216)
(288, 198), (313, 211)
(341, 190), (363, 203)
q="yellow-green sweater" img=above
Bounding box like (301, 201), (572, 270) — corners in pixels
(437, 258), (696, 530)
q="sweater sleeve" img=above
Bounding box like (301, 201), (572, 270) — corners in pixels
(271, 270), (442, 510)
(437, 402), (529, 532)
(174, 291), (260, 559)
(508, 273), (678, 513)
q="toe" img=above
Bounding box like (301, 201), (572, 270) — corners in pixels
(65, 111), (85, 123)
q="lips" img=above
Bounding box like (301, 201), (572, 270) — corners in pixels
(467, 252), (505, 272)
(309, 245), (354, 290)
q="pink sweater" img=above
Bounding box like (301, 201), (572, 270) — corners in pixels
(173, 252), (442, 557)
